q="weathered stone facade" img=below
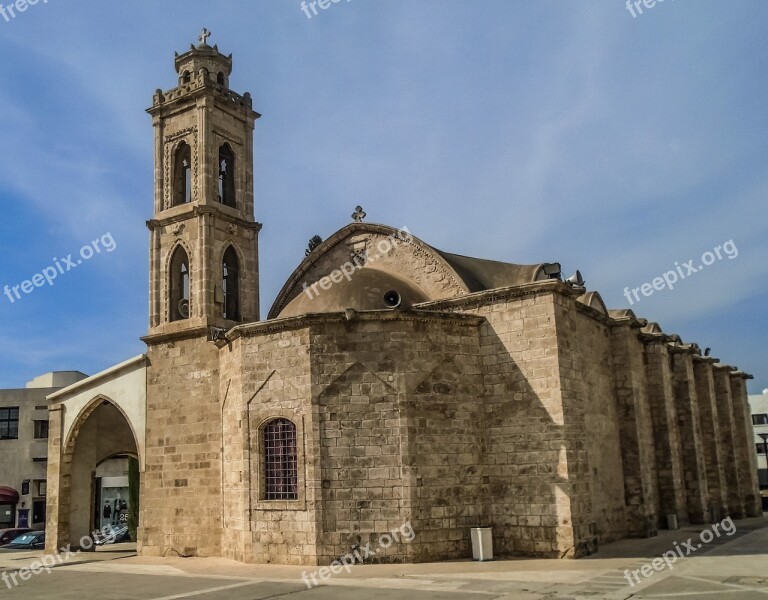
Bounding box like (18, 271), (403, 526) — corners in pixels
(44, 37), (763, 564)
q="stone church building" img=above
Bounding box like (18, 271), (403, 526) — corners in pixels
(44, 36), (762, 565)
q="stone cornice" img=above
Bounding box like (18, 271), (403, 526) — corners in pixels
(574, 299), (612, 325)
(607, 314), (648, 329)
(47, 354), (148, 402)
(638, 332), (678, 344)
(146, 205), (262, 232)
(147, 75), (259, 122)
(414, 279), (576, 312)
(692, 355), (720, 365)
(141, 325), (212, 345)
(667, 342), (700, 356)
(729, 370), (754, 380)
(223, 308), (485, 346)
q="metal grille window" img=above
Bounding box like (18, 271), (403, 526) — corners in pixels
(263, 418), (298, 500)
(0, 407), (19, 440)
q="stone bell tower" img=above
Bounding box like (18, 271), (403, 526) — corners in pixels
(145, 29), (261, 336)
(140, 31), (262, 559)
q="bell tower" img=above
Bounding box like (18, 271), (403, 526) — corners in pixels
(145, 30), (261, 336)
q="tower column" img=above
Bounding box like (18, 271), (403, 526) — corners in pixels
(145, 35), (261, 336)
(141, 33), (262, 559)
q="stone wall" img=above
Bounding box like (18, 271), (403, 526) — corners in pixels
(643, 339), (687, 526)
(671, 350), (708, 523)
(142, 334), (222, 558)
(609, 320), (659, 538)
(310, 314), (485, 563)
(219, 312), (485, 565)
(555, 300), (627, 548)
(729, 374), (762, 517)
(137, 286), (762, 565)
(713, 365), (745, 518)
(44, 405), (66, 551)
(425, 285), (589, 558)
(692, 358), (728, 518)
(224, 326), (317, 565)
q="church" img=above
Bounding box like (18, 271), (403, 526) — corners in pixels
(43, 35), (762, 566)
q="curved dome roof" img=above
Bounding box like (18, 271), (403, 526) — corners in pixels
(269, 223), (553, 319)
(278, 268), (429, 318)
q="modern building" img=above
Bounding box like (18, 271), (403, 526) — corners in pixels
(0, 371), (86, 530)
(749, 390), (768, 496)
(44, 34), (763, 565)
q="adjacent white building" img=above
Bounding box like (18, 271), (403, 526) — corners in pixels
(748, 389), (768, 495)
(0, 372), (87, 529)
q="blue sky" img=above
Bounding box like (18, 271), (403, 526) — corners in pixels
(0, 0), (767, 392)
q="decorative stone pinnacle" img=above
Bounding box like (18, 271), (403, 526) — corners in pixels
(352, 206), (366, 223)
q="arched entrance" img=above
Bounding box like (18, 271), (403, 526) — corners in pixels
(55, 397), (140, 550)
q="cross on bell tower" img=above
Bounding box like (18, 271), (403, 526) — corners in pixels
(144, 35), (262, 337)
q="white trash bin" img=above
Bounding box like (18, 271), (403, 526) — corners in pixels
(470, 527), (493, 561)
(666, 514), (679, 530)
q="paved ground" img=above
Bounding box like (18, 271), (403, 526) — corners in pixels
(1, 516), (766, 599)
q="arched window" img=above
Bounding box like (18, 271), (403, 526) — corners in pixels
(173, 142), (192, 206)
(169, 246), (190, 322)
(181, 70), (191, 84)
(218, 144), (235, 208)
(222, 246), (240, 321)
(217, 71), (226, 86)
(263, 418), (298, 500)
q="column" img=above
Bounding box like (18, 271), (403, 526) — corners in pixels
(643, 338), (687, 526)
(670, 347), (708, 523)
(692, 358), (728, 519)
(713, 365), (744, 518)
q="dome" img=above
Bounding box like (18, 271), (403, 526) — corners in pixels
(268, 222), (552, 319)
(278, 267), (429, 318)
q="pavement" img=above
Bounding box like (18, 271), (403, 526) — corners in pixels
(1, 516), (766, 599)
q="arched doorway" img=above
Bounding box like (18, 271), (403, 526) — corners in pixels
(57, 397), (140, 550)
(93, 454), (139, 541)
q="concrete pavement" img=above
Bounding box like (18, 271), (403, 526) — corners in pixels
(1, 516), (766, 599)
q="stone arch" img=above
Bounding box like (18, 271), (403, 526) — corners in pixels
(55, 395), (141, 550)
(218, 242), (243, 321)
(165, 240), (192, 322)
(62, 395), (141, 462)
(172, 140), (193, 206)
(218, 142), (237, 208)
(246, 406), (307, 512)
(165, 238), (193, 275)
(216, 239), (244, 272)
